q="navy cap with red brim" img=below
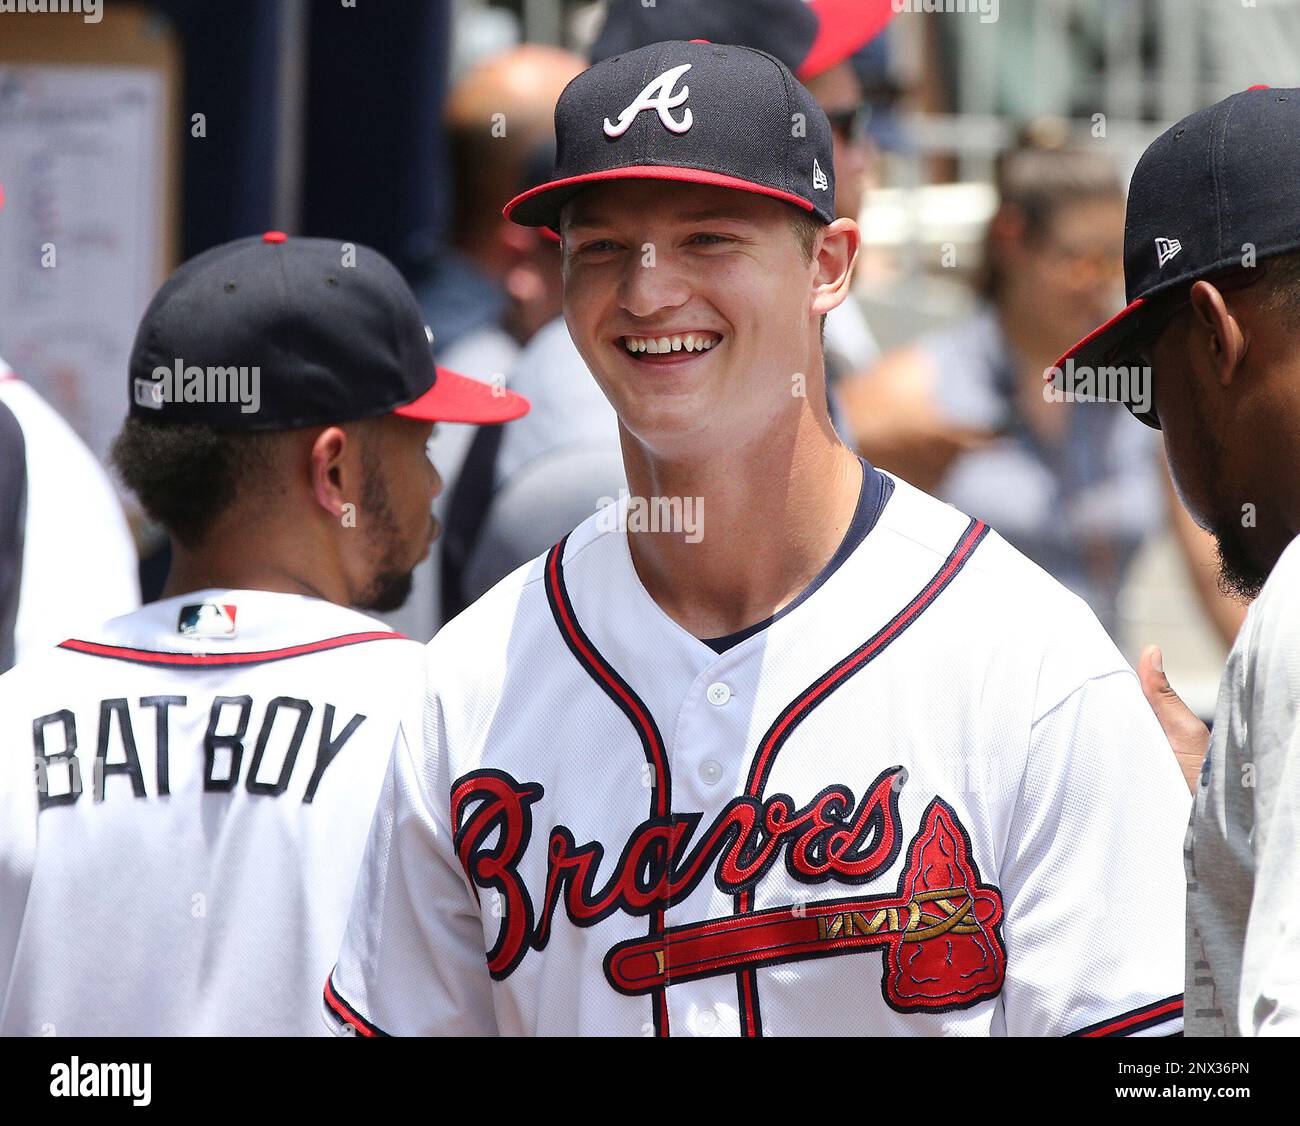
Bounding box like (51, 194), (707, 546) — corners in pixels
(395, 365), (529, 425)
(1050, 296), (1159, 428)
(506, 40), (839, 233)
(506, 164), (824, 232)
(1053, 85), (1300, 431)
(129, 232), (531, 431)
(801, 0), (897, 80)
(590, 0), (896, 83)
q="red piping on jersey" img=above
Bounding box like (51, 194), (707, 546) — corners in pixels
(323, 972), (387, 1037)
(58, 630), (409, 667)
(545, 538), (672, 1038)
(544, 544), (668, 818)
(735, 516), (990, 1037)
(1069, 994), (1184, 1037)
(544, 520), (989, 1038)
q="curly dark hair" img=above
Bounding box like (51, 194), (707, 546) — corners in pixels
(111, 419), (287, 548)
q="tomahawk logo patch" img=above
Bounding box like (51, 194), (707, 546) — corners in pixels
(452, 767), (1006, 1013)
(604, 63), (694, 138)
(178, 602), (238, 638)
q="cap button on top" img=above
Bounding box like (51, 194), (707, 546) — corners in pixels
(262, 230), (288, 244)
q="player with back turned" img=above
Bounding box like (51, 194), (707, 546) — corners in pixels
(1058, 86), (1300, 1036)
(325, 42), (1187, 1037)
(0, 233), (527, 1035)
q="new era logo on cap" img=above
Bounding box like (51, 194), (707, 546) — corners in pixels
(1155, 237), (1182, 268)
(813, 158), (829, 192)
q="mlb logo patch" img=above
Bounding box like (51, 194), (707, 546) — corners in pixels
(178, 603), (238, 638)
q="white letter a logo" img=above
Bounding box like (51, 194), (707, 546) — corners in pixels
(604, 64), (694, 138)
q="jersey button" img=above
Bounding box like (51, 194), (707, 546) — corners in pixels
(706, 682), (731, 706)
(699, 759), (723, 785)
(692, 1007), (719, 1035)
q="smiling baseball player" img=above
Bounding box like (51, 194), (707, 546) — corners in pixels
(0, 233), (528, 1036)
(325, 41), (1188, 1038)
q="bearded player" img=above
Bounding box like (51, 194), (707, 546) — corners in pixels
(0, 233), (527, 1035)
(325, 41), (1187, 1037)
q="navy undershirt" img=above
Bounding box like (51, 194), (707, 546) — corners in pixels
(700, 458), (894, 654)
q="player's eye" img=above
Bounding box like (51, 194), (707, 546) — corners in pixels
(689, 233), (730, 246)
(577, 239), (622, 256)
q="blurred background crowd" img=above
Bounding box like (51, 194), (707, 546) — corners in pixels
(6, 0), (1300, 713)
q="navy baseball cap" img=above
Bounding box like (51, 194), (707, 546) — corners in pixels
(591, 0), (896, 82)
(505, 40), (837, 232)
(128, 232), (530, 430)
(1056, 86), (1300, 428)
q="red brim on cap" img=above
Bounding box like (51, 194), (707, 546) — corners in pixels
(799, 0), (896, 81)
(1051, 296), (1161, 429)
(505, 164), (822, 231)
(394, 366), (530, 425)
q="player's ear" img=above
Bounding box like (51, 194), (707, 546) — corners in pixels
(810, 217), (860, 320)
(1188, 280), (1248, 390)
(307, 425), (354, 521)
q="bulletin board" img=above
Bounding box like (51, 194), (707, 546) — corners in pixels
(0, 3), (180, 469)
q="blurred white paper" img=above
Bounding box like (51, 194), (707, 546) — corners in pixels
(0, 65), (166, 474)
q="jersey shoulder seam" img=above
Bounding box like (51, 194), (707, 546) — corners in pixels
(1030, 665), (1137, 730)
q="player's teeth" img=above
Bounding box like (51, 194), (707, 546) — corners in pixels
(684, 334), (696, 352)
(671, 335), (683, 352)
(657, 337), (671, 352)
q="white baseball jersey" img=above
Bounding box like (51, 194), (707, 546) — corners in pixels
(0, 589), (423, 1036)
(0, 362), (139, 672)
(325, 472), (1189, 1037)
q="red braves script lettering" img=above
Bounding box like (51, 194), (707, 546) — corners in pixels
(450, 767), (1006, 1011)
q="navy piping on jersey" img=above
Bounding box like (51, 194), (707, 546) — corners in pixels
(545, 538), (674, 1037)
(734, 514), (990, 1036)
(701, 459), (894, 654)
(545, 508), (989, 1036)
(0, 398), (27, 675)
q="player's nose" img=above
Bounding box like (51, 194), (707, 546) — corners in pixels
(616, 249), (691, 320)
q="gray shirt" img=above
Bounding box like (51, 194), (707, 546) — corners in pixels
(1186, 531), (1300, 1036)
